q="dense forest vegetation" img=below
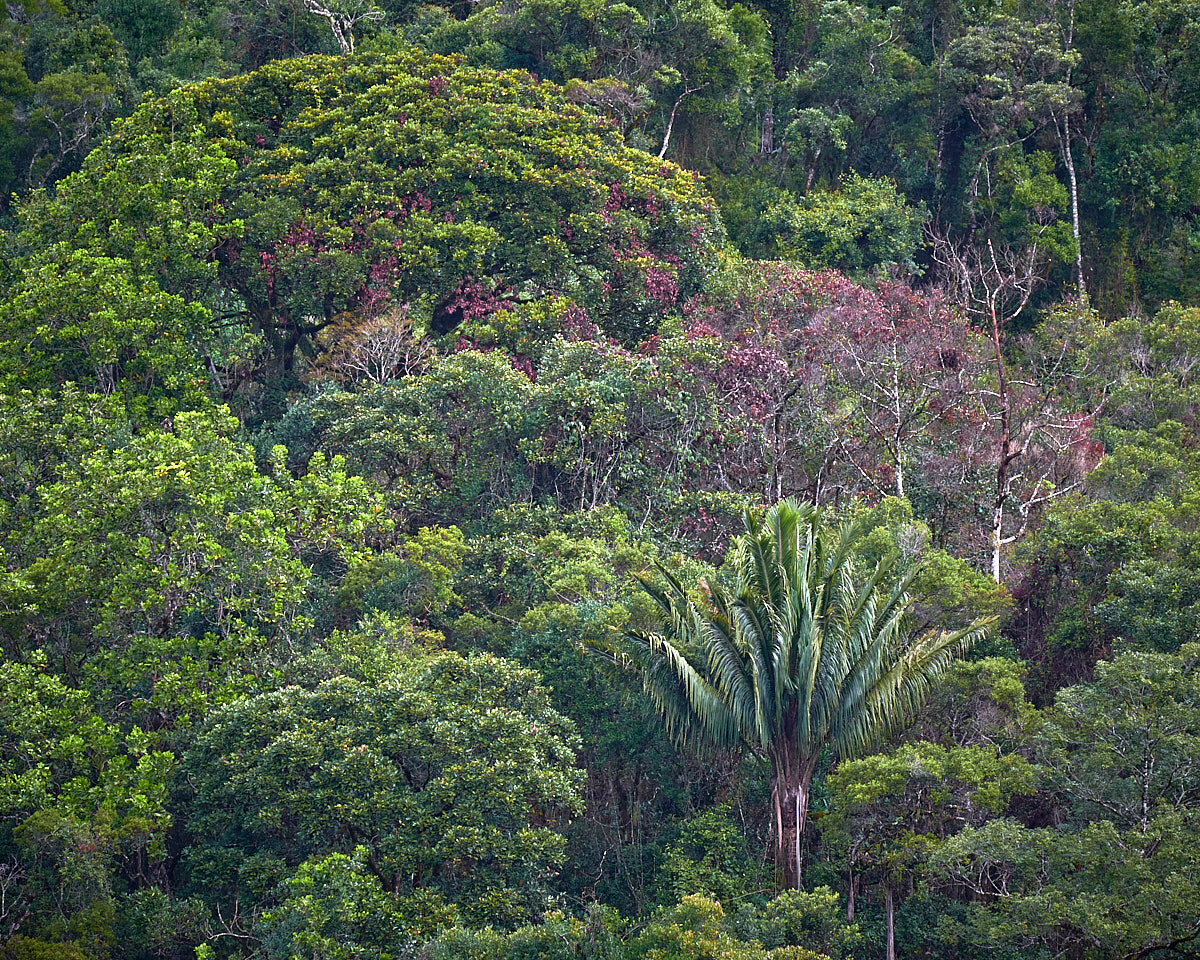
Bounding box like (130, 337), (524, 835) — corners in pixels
(2, 0), (1200, 954)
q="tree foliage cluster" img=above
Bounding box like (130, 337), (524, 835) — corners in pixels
(0, 20), (1199, 960)
(5, 0), (1200, 319)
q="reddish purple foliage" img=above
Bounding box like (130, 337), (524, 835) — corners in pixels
(445, 277), (515, 323)
(645, 266), (678, 306)
(511, 354), (536, 381)
(562, 303), (599, 340)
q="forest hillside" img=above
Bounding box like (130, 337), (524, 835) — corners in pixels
(1, 0), (1200, 957)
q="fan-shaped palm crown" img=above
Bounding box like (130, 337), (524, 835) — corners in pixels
(625, 499), (994, 888)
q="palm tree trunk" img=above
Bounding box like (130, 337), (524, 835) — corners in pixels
(772, 753), (817, 889)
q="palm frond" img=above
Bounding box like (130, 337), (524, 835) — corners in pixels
(831, 616), (997, 757)
(703, 590), (761, 746)
(625, 629), (742, 750)
(619, 500), (993, 786)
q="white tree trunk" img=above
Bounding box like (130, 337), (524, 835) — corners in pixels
(885, 884), (896, 960)
(992, 500), (1004, 584)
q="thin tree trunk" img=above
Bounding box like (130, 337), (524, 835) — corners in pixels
(1059, 113), (1085, 301)
(806, 147), (822, 193)
(1060, 0), (1086, 301)
(795, 785), (805, 887)
(988, 291), (1012, 585)
(847, 872), (859, 922)
(761, 105), (775, 155)
(992, 500), (1004, 584)
(885, 883), (896, 960)
(660, 83), (708, 159)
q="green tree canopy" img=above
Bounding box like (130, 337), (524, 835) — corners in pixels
(930, 644), (1200, 960)
(182, 648), (583, 929)
(4, 47), (724, 408)
(0, 400), (394, 731)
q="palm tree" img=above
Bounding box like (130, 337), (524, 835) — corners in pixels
(622, 499), (995, 889)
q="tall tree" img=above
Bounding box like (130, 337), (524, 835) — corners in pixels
(930, 644), (1200, 960)
(619, 499), (994, 888)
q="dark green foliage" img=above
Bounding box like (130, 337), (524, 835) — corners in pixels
(0, 656), (175, 955)
(2, 403), (392, 724)
(730, 887), (860, 958)
(182, 649), (583, 928)
(748, 174), (925, 274)
(930, 646), (1200, 960)
(257, 848), (455, 959)
(660, 803), (767, 905)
